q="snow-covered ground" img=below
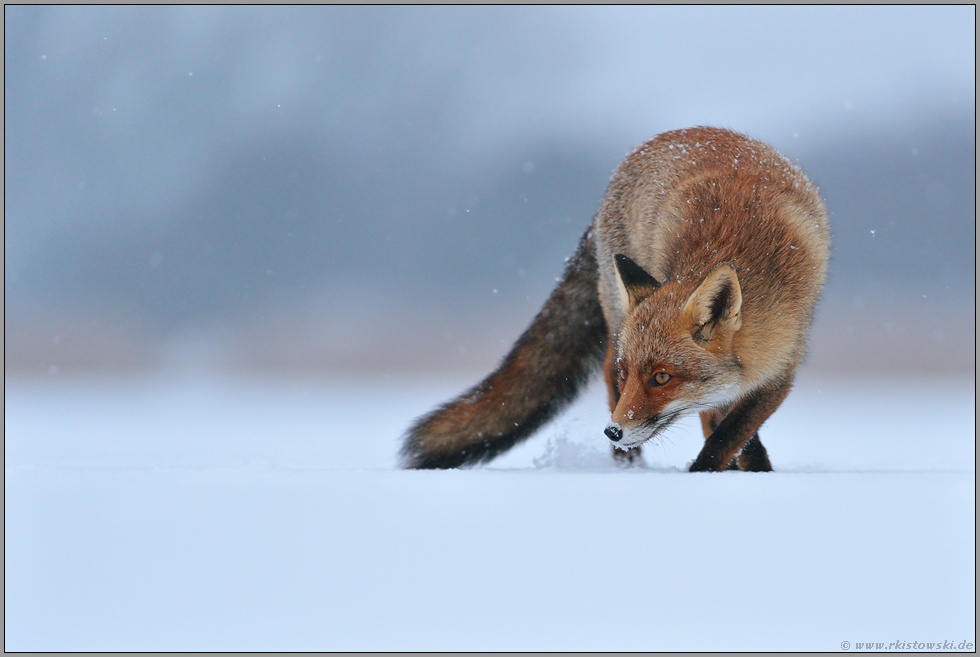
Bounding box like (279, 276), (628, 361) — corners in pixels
(5, 370), (975, 651)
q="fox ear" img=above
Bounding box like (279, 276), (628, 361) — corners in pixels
(614, 254), (660, 311)
(683, 263), (742, 342)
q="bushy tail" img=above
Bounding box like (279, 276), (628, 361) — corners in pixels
(400, 227), (607, 469)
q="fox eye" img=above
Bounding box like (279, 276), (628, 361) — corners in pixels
(650, 372), (672, 386)
(618, 366), (627, 382)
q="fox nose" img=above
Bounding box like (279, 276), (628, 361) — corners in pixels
(604, 425), (623, 442)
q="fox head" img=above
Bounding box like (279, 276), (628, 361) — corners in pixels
(605, 255), (745, 450)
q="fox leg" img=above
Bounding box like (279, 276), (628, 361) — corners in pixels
(698, 407), (773, 471)
(736, 434), (773, 472)
(699, 408), (737, 470)
(604, 339), (643, 465)
(690, 376), (791, 472)
(698, 408), (724, 437)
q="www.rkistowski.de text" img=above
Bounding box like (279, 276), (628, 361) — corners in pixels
(842, 640), (974, 651)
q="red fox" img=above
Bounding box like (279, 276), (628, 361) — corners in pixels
(401, 127), (830, 471)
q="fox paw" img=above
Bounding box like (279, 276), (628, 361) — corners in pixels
(688, 453), (722, 472)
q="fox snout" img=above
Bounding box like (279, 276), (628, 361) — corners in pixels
(604, 424), (623, 442)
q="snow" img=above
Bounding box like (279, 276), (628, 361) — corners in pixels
(4, 371), (976, 650)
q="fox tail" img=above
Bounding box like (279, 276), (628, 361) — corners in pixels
(400, 227), (607, 469)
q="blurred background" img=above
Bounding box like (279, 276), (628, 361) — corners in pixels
(4, 6), (975, 378)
